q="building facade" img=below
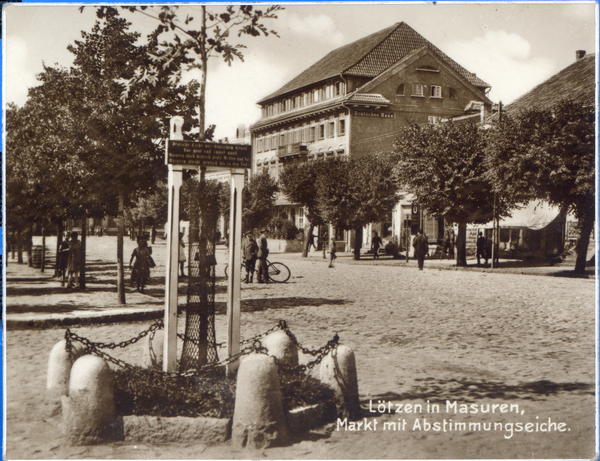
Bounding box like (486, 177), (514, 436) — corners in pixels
(250, 22), (494, 252)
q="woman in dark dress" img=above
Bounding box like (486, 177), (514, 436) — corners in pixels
(130, 237), (152, 293)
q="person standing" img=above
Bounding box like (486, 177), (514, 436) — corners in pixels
(371, 231), (383, 259)
(328, 237), (337, 268)
(178, 232), (187, 277)
(243, 231), (258, 283)
(257, 228), (270, 283)
(477, 231), (488, 265)
(66, 231), (82, 289)
(58, 232), (70, 287)
(412, 229), (428, 271)
(130, 237), (152, 293)
(443, 225), (455, 259)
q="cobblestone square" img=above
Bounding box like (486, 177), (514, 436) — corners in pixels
(4, 239), (597, 459)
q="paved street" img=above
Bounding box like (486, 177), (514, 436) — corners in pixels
(4, 239), (597, 459)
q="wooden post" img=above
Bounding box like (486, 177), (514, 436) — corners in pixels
(163, 117), (184, 373)
(227, 168), (245, 374)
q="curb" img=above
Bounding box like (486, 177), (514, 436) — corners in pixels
(6, 309), (164, 330)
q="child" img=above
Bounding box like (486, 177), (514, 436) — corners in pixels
(329, 238), (337, 268)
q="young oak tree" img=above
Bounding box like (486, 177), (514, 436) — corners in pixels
(486, 100), (595, 274)
(392, 121), (510, 266)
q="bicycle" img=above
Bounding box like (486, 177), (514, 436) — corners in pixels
(224, 259), (291, 283)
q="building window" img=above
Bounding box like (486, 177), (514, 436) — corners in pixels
(412, 84), (424, 97)
(271, 135), (277, 150)
(257, 138), (264, 153)
(295, 129), (302, 143)
(449, 87), (458, 99)
(335, 81), (344, 96)
(297, 207), (305, 229)
(428, 116), (441, 124)
(396, 83), (405, 96)
(318, 124), (325, 140)
(312, 88), (319, 103)
(328, 121), (335, 138)
(430, 85), (442, 98)
(338, 119), (346, 136)
(309, 126), (316, 142)
(280, 133), (285, 146)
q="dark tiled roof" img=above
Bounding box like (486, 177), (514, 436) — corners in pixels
(258, 22), (490, 104)
(504, 54), (596, 115)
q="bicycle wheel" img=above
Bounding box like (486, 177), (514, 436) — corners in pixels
(267, 262), (291, 283)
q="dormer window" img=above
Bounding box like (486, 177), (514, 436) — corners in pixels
(411, 84), (424, 97)
(430, 85), (442, 98)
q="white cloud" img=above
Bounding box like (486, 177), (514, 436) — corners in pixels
(281, 12), (345, 46)
(444, 30), (555, 105)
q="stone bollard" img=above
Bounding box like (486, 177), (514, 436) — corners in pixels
(61, 355), (123, 445)
(319, 345), (361, 419)
(143, 329), (164, 370)
(261, 329), (298, 367)
(231, 354), (288, 449)
(46, 340), (86, 415)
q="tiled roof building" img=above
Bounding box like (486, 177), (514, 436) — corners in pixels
(504, 51), (595, 115)
(251, 22), (494, 247)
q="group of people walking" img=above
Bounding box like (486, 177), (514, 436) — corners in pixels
(242, 229), (270, 283)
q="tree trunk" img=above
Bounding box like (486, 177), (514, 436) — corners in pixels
(117, 194), (126, 304)
(353, 226), (363, 260)
(17, 230), (23, 264)
(456, 221), (468, 266)
(55, 222), (63, 277)
(574, 214), (594, 274)
(41, 228), (46, 273)
(80, 215), (87, 290)
(302, 223), (315, 258)
(27, 226), (33, 267)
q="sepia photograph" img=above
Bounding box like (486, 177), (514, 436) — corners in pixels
(3, 2), (598, 459)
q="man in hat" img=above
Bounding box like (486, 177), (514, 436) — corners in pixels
(257, 228), (270, 283)
(242, 231), (258, 283)
(412, 229), (428, 271)
(477, 231), (488, 265)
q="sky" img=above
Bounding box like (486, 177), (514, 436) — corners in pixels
(4, 2), (598, 141)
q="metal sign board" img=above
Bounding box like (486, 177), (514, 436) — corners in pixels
(167, 140), (252, 168)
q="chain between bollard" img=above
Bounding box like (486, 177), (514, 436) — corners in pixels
(63, 321), (338, 381)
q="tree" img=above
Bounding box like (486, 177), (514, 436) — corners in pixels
(317, 155), (400, 260)
(279, 160), (328, 256)
(486, 100), (595, 273)
(95, 5), (282, 140)
(392, 121), (508, 266)
(243, 170), (278, 233)
(7, 15), (198, 301)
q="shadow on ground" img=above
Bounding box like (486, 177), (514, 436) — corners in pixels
(207, 297), (350, 315)
(365, 378), (594, 405)
(7, 285), (122, 297)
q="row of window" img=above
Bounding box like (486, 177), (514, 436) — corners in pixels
(396, 83), (458, 99)
(256, 119), (346, 153)
(262, 81), (346, 118)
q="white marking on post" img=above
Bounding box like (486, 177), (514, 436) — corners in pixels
(227, 169), (245, 373)
(163, 117), (184, 373)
